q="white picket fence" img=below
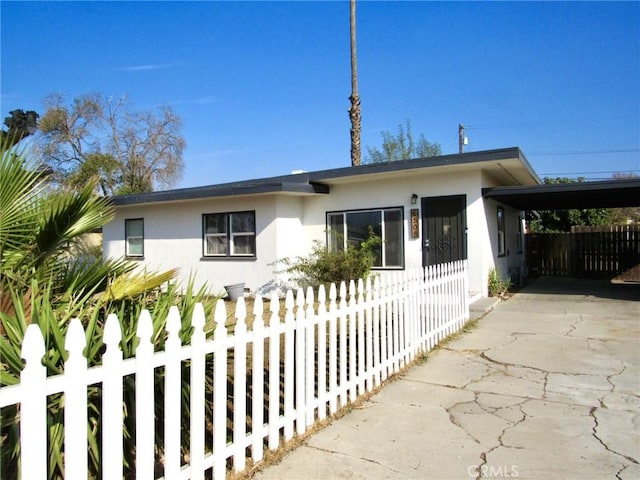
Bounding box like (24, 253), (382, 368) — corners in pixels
(0, 260), (469, 479)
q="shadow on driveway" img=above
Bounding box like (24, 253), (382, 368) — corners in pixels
(522, 276), (640, 301)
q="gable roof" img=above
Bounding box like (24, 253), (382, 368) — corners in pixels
(111, 147), (538, 206)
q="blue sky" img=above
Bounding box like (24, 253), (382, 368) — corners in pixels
(1, 1), (639, 188)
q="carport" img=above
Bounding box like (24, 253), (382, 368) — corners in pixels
(482, 178), (640, 281)
(482, 177), (640, 210)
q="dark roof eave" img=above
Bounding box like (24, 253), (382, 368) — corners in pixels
(111, 180), (329, 206)
(309, 147), (536, 182)
(110, 147), (532, 207)
(482, 178), (640, 210)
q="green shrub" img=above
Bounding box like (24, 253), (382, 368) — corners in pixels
(275, 232), (381, 290)
(488, 268), (511, 297)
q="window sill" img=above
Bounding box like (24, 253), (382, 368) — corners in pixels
(125, 256), (145, 260)
(200, 256), (257, 262)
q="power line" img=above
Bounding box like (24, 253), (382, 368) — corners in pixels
(539, 169), (640, 176)
(468, 113), (638, 130)
(528, 148), (639, 156)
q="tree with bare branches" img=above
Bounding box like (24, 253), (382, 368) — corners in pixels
(37, 93), (185, 195)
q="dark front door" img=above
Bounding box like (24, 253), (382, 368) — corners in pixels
(421, 195), (467, 267)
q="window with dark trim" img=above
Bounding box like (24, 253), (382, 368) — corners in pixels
(327, 207), (404, 269)
(125, 218), (144, 257)
(203, 211), (256, 257)
(497, 207), (506, 257)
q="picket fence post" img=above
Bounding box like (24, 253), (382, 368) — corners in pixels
(102, 313), (124, 480)
(233, 297), (248, 472)
(135, 310), (155, 480)
(328, 283), (338, 414)
(305, 287), (316, 426)
(65, 319), (88, 479)
(20, 324), (47, 480)
(267, 292), (281, 450)
(213, 299), (228, 480)
(164, 306), (182, 479)
(191, 303), (207, 479)
(364, 277), (374, 392)
(3, 260), (471, 480)
(317, 285), (328, 420)
(283, 290), (295, 440)
(252, 296), (265, 463)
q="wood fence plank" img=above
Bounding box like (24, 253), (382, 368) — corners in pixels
(252, 296), (265, 463)
(267, 292), (281, 450)
(213, 299), (228, 480)
(164, 307), (182, 478)
(20, 325), (47, 480)
(135, 310), (155, 480)
(233, 298), (248, 472)
(102, 314), (124, 480)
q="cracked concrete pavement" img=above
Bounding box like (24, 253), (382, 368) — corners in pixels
(253, 278), (639, 480)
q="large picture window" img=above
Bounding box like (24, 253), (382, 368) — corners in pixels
(125, 218), (144, 257)
(327, 207), (404, 268)
(497, 207), (506, 257)
(203, 211), (256, 257)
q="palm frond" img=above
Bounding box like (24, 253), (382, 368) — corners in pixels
(57, 256), (135, 294)
(0, 141), (47, 256)
(33, 181), (114, 269)
(102, 268), (179, 302)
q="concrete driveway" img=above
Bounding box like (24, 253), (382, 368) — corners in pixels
(254, 277), (640, 480)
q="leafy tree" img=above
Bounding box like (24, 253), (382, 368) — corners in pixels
(526, 177), (612, 233)
(608, 173), (640, 224)
(366, 119), (441, 163)
(0, 109), (39, 147)
(36, 93), (185, 195)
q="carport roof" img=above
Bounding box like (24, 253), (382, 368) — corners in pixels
(482, 178), (640, 210)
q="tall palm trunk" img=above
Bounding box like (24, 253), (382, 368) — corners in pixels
(349, 0), (362, 166)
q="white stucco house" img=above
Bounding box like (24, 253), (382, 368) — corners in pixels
(102, 147), (539, 299)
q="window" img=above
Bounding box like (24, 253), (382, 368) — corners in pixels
(327, 207), (404, 268)
(125, 218), (144, 257)
(517, 214), (524, 253)
(497, 207), (506, 257)
(203, 211), (256, 257)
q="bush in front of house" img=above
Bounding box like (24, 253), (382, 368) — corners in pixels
(275, 233), (381, 291)
(487, 268), (511, 298)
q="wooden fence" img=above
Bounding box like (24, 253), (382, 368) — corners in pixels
(0, 261), (469, 479)
(526, 225), (640, 278)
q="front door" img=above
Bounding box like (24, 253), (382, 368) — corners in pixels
(421, 195), (467, 267)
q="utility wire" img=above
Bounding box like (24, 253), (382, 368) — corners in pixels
(529, 148), (639, 156)
(467, 112), (637, 130)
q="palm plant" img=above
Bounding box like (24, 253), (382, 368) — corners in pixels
(0, 139), (215, 478)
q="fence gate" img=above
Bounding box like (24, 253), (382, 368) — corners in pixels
(526, 225), (640, 278)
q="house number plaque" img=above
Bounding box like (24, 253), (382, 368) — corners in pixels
(410, 209), (420, 239)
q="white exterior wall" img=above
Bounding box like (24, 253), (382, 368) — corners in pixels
(103, 195), (305, 295)
(481, 172), (527, 291)
(300, 169), (492, 296)
(103, 167), (521, 298)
